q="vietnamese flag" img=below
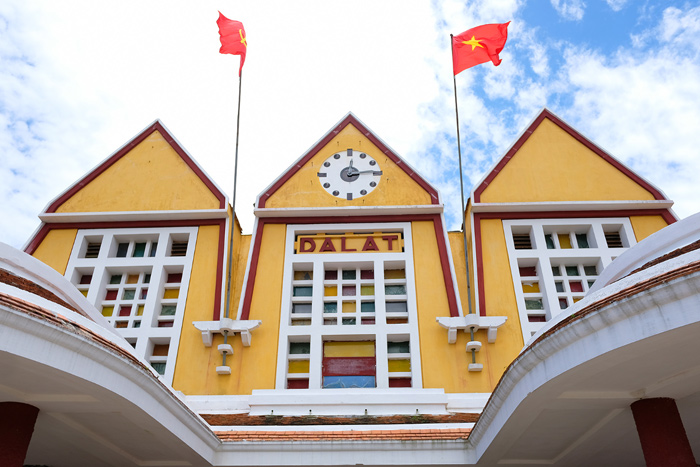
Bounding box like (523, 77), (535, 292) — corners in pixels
(452, 22), (510, 75)
(217, 12), (247, 76)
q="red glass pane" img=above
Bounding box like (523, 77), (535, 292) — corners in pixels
(158, 321), (174, 328)
(342, 285), (356, 296)
(287, 379), (309, 389)
(360, 269), (374, 279)
(105, 290), (117, 300)
(519, 266), (537, 277)
(389, 378), (412, 388)
(79, 275), (92, 285)
(167, 273), (182, 284)
(322, 357), (376, 376)
(569, 281), (584, 292)
(324, 270), (338, 280)
(119, 305), (132, 316)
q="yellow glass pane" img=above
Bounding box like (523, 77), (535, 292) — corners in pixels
(342, 301), (356, 313)
(324, 286), (337, 297)
(115, 321), (128, 328)
(288, 360), (310, 373)
(388, 359), (411, 372)
(101, 306), (114, 317)
(294, 271), (312, 281)
(573, 297), (582, 303)
(163, 288), (180, 299)
(126, 274), (139, 284)
(137, 305), (144, 316)
(80, 289), (88, 297)
(522, 282), (540, 293)
(324, 341), (375, 357)
(558, 234), (572, 249)
(384, 269), (406, 279)
(360, 286), (374, 296)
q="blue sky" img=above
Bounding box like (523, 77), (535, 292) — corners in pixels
(1, 0), (699, 248)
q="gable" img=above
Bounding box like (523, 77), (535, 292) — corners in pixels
(259, 114), (439, 209)
(47, 122), (226, 214)
(475, 110), (667, 204)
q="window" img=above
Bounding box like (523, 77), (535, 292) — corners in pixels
(64, 227), (197, 384)
(504, 219), (634, 341)
(276, 222), (422, 390)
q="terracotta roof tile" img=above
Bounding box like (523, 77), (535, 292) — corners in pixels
(203, 412), (479, 427)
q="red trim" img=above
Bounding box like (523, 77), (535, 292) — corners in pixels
(631, 398), (696, 467)
(473, 109), (669, 203)
(473, 208), (676, 316)
(258, 114), (439, 208)
(45, 121), (227, 213)
(26, 219), (227, 321)
(240, 214), (459, 320)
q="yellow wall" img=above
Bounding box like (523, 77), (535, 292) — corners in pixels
(476, 219), (527, 385)
(172, 224), (222, 392)
(265, 124), (433, 209)
(31, 229), (78, 275)
(56, 131), (220, 213)
(630, 215), (670, 242)
(480, 119), (656, 203)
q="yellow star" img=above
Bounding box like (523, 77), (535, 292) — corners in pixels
(462, 36), (484, 51)
(239, 29), (247, 48)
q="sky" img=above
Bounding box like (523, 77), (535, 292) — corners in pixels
(1, 0), (700, 249)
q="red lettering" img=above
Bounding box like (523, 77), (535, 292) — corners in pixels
(341, 237), (357, 252)
(362, 236), (379, 251)
(319, 238), (336, 252)
(382, 235), (399, 251)
(299, 237), (316, 253)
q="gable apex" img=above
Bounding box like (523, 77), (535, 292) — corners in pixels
(257, 112), (440, 209)
(472, 108), (670, 204)
(43, 119), (228, 213)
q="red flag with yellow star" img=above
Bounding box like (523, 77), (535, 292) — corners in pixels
(217, 12), (247, 76)
(452, 22), (510, 75)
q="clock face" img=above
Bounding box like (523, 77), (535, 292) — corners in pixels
(317, 149), (382, 200)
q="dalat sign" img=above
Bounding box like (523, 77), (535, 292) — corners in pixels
(294, 233), (404, 254)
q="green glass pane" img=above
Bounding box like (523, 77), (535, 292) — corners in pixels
(161, 305), (176, 316)
(144, 273), (151, 284)
(110, 274), (122, 284)
(385, 285), (406, 295)
(293, 286), (313, 297)
(122, 289), (135, 300)
(576, 234), (589, 248)
(290, 342), (310, 354)
(342, 318), (356, 325)
(388, 341), (410, 353)
(525, 299), (544, 310)
(565, 266), (579, 276)
(151, 362), (166, 375)
(360, 302), (375, 313)
(133, 242), (146, 257)
(583, 265), (597, 276)
(133, 321), (141, 328)
(545, 234), (555, 249)
(342, 270), (356, 280)
(555, 282), (564, 292)
(551, 266), (561, 276)
(324, 303), (337, 313)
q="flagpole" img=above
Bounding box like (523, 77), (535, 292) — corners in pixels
(450, 34), (474, 317)
(224, 70), (243, 321)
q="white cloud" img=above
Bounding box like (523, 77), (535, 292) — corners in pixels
(550, 0), (586, 21)
(605, 0), (628, 12)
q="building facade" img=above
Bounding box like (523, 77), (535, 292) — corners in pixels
(1, 109), (697, 466)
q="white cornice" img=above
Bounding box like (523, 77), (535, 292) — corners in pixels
(39, 209), (229, 223)
(469, 199), (674, 214)
(254, 205), (443, 218)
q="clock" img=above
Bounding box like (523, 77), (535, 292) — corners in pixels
(317, 149), (382, 200)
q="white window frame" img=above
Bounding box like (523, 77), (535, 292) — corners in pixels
(64, 227), (198, 384)
(503, 218), (636, 342)
(275, 222), (423, 390)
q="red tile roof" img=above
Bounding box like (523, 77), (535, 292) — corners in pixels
(215, 428), (471, 442)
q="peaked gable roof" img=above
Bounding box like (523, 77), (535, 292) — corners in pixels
(257, 113), (440, 209)
(43, 120), (228, 213)
(472, 108), (669, 204)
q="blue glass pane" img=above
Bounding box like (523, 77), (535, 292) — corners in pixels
(323, 376), (375, 389)
(293, 286), (313, 297)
